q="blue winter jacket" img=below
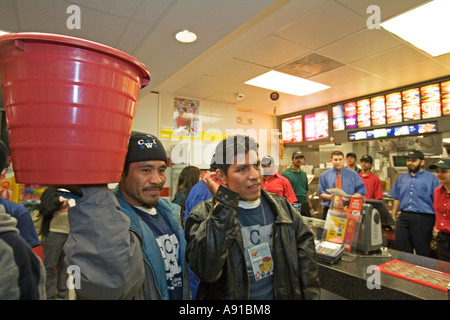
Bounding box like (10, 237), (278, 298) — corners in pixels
(113, 186), (188, 300)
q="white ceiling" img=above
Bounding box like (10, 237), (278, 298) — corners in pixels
(1, 0), (450, 116)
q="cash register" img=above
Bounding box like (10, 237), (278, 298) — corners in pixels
(356, 199), (394, 255)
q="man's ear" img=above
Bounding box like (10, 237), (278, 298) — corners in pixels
(215, 169), (227, 186)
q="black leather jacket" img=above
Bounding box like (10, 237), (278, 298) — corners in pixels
(185, 185), (320, 300)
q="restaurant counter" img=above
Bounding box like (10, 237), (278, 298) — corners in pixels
(318, 248), (450, 300)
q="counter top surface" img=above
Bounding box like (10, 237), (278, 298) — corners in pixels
(318, 248), (450, 300)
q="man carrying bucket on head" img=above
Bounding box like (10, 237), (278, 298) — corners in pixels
(63, 131), (189, 300)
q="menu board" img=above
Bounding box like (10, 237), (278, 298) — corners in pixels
(332, 104), (345, 131)
(281, 115), (303, 143)
(370, 95), (386, 126)
(442, 80), (450, 116)
(357, 99), (371, 128)
(344, 102), (357, 129)
(402, 88), (421, 121)
(386, 92), (402, 124)
(421, 84), (442, 119)
(349, 122), (437, 141)
(304, 111), (329, 141)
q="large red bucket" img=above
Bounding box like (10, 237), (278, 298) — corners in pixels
(0, 33), (150, 185)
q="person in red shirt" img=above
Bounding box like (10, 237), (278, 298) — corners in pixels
(359, 155), (383, 200)
(261, 156), (297, 203)
(429, 159), (450, 262)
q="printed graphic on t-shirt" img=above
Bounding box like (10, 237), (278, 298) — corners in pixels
(155, 234), (182, 291)
(240, 224), (273, 281)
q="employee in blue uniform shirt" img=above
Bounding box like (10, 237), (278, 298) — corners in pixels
(318, 150), (366, 220)
(389, 149), (440, 257)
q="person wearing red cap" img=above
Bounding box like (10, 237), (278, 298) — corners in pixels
(429, 159), (450, 262)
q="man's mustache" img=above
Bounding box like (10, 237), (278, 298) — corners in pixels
(142, 185), (163, 192)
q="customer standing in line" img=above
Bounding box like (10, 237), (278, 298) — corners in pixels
(282, 151), (315, 217)
(389, 149), (440, 257)
(261, 155), (297, 203)
(185, 135), (320, 300)
(429, 159), (450, 262)
(172, 165), (201, 227)
(63, 131), (189, 299)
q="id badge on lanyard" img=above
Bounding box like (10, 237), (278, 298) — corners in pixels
(247, 241), (273, 281)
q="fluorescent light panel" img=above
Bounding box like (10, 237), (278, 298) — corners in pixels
(245, 70), (330, 97)
(381, 0), (450, 57)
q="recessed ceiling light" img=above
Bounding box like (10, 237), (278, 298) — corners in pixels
(381, 0), (450, 57)
(245, 70), (330, 97)
(175, 30), (197, 43)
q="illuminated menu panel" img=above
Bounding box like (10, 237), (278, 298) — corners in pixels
(402, 88), (421, 121)
(442, 80), (450, 116)
(348, 122), (437, 141)
(281, 115), (303, 143)
(386, 92), (402, 124)
(344, 102), (357, 129)
(305, 111), (329, 141)
(370, 95), (386, 126)
(357, 99), (371, 128)
(420, 83), (441, 119)
(332, 104), (345, 131)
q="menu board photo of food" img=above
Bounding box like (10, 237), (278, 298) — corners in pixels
(386, 92), (403, 124)
(402, 88), (421, 121)
(282, 116), (303, 144)
(420, 83), (442, 119)
(315, 110), (329, 140)
(357, 99), (371, 128)
(304, 111), (329, 141)
(441, 80), (450, 116)
(332, 104), (345, 131)
(370, 95), (386, 126)
(344, 102), (357, 129)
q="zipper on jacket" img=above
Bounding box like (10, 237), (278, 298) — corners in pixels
(130, 228), (163, 300)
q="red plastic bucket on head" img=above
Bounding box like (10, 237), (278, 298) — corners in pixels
(0, 33), (150, 185)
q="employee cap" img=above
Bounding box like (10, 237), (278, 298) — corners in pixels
(346, 152), (357, 159)
(360, 155), (373, 164)
(429, 159), (450, 170)
(406, 149), (424, 160)
(292, 151), (304, 159)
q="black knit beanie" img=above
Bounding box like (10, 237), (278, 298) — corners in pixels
(125, 131), (167, 164)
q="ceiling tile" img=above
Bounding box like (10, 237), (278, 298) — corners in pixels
(275, 0), (366, 50)
(336, 0), (431, 20)
(379, 59), (450, 86)
(276, 53), (343, 79)
(234, 35), (311, 68)
(17, 0), (129, 47)
(318, 28), (403, 64)
(69, 0), (142, 18)
(206, 58), (269, 83)
(334, 75), (398, 98)
(351, 45), (430, 74)
(309, 65), (372, 87)
(435, 53), (450, 69)
(0, 0), (20, 32)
